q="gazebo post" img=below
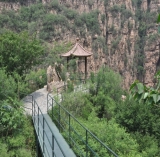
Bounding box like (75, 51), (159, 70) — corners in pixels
(85, 57), (87, 80)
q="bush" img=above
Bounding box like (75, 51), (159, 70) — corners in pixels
(90, 67), (122, 100)
(50, 0), (62, 11)
(60, 91), (92, 119)
(75, 10), (100, 35)
(111, 36), (121, 49)
(147, 34), (159, 46)
(0, 69), (17, 100)
(115, 97), (160, 154)
(0, 141), (8, 157)
(92, 36), (107, 56)
(25, 69), (47, 91)
(0, 98), (24, 137)
(82, 115), (142, 156)
(63, 8), (78, 20)
(131, 133), (159, 156)
(110, 5), (121, 16)
(0, 116), (36, 157)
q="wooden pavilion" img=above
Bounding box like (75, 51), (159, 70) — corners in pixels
(61, 42), (92, 80)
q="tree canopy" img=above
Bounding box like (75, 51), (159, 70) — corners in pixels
(0, 31), (44, 75)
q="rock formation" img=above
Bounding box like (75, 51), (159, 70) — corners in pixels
(0, 0), (160, 89)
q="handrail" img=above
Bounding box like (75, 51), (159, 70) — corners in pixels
(26, 95), (68, 157)
(33, 100), (67, 157)
(56, 79), (87, 96)
(47, 93), (119, 157)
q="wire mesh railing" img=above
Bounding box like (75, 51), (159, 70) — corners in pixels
(47, 94), (119, 157)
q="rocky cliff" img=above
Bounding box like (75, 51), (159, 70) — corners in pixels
(0, 0), (160, 88)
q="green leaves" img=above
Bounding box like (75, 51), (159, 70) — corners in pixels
(0, 31), (44, 75)
(157, 14), (160, 23)
(130, 76), (160, 106)
(0, 69), (17, 100)
(137, 82), (144, 94)
(0, 97), (24, 136)
(157, 14), (160, 33)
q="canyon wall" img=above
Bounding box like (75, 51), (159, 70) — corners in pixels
(0, 0), (160, 88)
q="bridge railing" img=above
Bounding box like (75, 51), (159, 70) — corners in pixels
(56, 79), (86, 96)
(47, 94), (119, 157)
(27, 95), (67, 157)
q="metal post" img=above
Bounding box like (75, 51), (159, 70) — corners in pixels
(58, 104), (60, 131)
(36, 134), (39, 157)
(52, 98), (53, 120)
(47, 94), (48, 113)
(34, 100), (35, 124)
(52, 134), (54, 157)
(31, 95), (33, 117)
(32, 97), (33, 117)
(86, 130), (88, 157)
(69, 114), (71, 146)
(38, 109), (39, 136)
(43, 116), (45, 154)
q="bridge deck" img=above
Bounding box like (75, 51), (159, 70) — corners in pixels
(33, 113), (76, 157)
(23, 88), (76, 157)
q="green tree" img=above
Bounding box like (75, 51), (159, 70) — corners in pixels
(0, 69), (17, 100)
(0, 97), (24, 137)
(0, 31), (44, 75)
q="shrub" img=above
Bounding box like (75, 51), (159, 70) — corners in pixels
(0, 98), (24, 137)
(25, 69), (47, 91)
(0, 69), (17, 100)
(111, 36), (121, 50)
(63, 8), (78, 20)
(50, 0), (62, 11)
(101, 14), (105, 24)
(75, 10), (100, 35)
(116, 97), (160, 153)
(60, 91), (92, 119)
(110, 5), (121, 16)
(92, 36), (107, 55)
(147, 33), (159, 46)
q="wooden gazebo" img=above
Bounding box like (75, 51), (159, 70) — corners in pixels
(61, 42), (92, 79)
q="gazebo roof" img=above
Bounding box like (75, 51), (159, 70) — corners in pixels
(61, 43), (92, 57)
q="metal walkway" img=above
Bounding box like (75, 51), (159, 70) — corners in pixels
(23, 89), (118, 157)
(28, 95), (76, 157)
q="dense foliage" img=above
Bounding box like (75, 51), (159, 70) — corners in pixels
(0, 31), (44, 75)
(0, 69), (36, 157)
(0, 1), (100, 40)
(49, 67), (160, 156)
(0, 30), (45, 156)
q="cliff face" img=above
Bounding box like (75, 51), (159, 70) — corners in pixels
(0, 0), (160, 88)
(60, 0), (160, 88)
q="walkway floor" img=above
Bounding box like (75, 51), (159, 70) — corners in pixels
(23, 87), (48, 115)
(22, 86), (76, 157)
